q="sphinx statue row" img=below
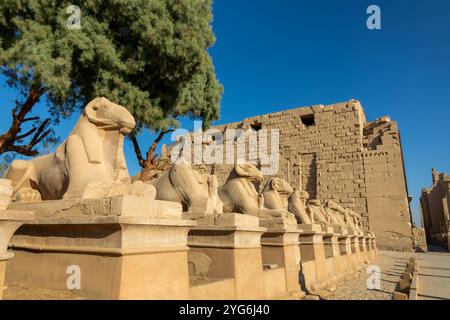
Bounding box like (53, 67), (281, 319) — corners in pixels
(153, 160), (364, 234)
(2, 97), (364, 234)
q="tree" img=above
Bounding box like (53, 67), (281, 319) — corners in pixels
(0, 0), (223, 177)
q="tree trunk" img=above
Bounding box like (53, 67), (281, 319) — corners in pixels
(130, 129), (173, 182)
(0, 82), (49, 156)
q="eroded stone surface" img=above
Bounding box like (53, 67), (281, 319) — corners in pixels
(4, 97), (136, 201)
(420, 168), (449, 251)
(153, 161), (223, 216)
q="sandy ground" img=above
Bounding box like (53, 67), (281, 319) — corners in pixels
(327, 249), (450, 300)
(3, 284), (84, 300)
(4, 250), (449, 300)
(326, 251), (409, 300)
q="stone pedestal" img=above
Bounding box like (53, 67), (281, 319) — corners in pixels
(261, 226), (304, 299)
(6, 197), (196, 299)
(336, 235), (354, 279)
(187, 213), (266, 300)
(342, 235), (357, 271)
(369, 234), (377, 259)
(350, 235), (364, 268)
(326, 232), (350, 282)
(8, 195), (181, 219)
(361, 236), (370, 261)
(298, 224), (329, 294)
(0, 210), (34, 299)
(322, 229), (339, 287)
(356, 235), (366, 264)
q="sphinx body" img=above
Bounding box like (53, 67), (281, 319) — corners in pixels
(261, 177), (296, 220)
(218, 163), (291, 219)
(324, 200), (349, 230)
(307, 199), (330, 226)
(152, 160), (223, 215)
(4, 97), (136, 201)
(345, 209), (365, 235)
(262, 178), (292, 210)
(288, 189), (313, 224)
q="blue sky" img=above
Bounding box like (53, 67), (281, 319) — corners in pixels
(1, 0), (449, 225)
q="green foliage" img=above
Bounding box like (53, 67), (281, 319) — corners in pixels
(0, 0), (222, 132)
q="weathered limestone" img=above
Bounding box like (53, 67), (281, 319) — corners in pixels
(8, 195), (182, 219)
(324, 200), (348, 229)
(307, 200), (329, 225)
(336, 234), (353, 277)
(262, 178), (293, 211)
(325, 225), (354, 282)
(349, 234), (364, 269)
(153, 161), (223, 215)
(322, 232), (339, 287)
(0, 210), (34, 299)
(218, 163), (263, 216)
(0, 179), (12, 210)
(288, 189), (313, 224)
(6, 197), (195, 299)
(0, 178), (34, 300)
(199, 100), (414, 251)
(187, 213), (266, 299)
(420, 169), (450, 250)
(260, 227), (305, 299)
(298, 224), (328, 294)
(4, 97), (136, 202)
(412, 227), (428, 252)
(218, 163), (294, 222)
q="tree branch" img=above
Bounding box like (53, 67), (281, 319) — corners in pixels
(130, 132), (145, 168)
(27, 118), (51, 148)
(16, 127), (38, 140)
(0, 79), (48, 156)
(22, 116), (40, 123)
(137, 129), (175, 181)
(145, 129), (174, 165)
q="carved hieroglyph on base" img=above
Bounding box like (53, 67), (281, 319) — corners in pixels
(4, 97), (138, 202)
